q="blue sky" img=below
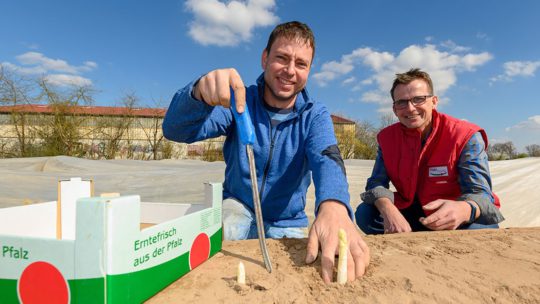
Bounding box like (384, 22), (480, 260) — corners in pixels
(1, 0), (539, 152)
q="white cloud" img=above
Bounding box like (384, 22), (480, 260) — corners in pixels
(361, 91), (386, 104)
(1, 62), (47, 75)
(16, 52), (76, 74)
(81, 61), (98, 71)
(361, 78), (373, 85)
(342, 76), (356, 85)
(185, 0), (279, 47)
(460, 53), (493, 70)
(2, 52), (96, 87)
(312, 60), (355, 86)
(313, 43), (493, 111)
(44, 74), (93, 87)
(501, 116), (540, 151)
(15, 52), (97, 74)
(440, 40), (471, 53)
(490, 60), (540, 84)
(506, 115), (540, 131)
(361, 50), (394, 71)
(313, 47), (394, 86)
(505, 61), (540, 76)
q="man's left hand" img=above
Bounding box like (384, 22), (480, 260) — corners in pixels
(419, 199), (474, 230)
(305, 200), (370, 284)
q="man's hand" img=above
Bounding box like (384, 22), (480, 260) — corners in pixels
(419, 199), (477, 230)
(305, 201), (370, 284)
(193, 68), (247, 113)
(375, 198), (412, 233)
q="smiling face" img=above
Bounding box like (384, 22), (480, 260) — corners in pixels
(261, 36), (313, 109)
(392, 79), (438, 138)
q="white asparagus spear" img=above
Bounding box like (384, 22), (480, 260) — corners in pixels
(337, 228), (348, 284)
(237, 261), (246, 285)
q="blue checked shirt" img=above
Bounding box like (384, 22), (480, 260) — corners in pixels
(361, 132), (504, 224)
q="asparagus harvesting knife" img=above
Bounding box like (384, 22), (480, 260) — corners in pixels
(230, 89), (273, 273)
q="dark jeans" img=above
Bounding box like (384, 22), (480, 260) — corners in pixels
(355, 202), (499, 235)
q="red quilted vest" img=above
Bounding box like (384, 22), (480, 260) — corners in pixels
(378, 110), (500, 214)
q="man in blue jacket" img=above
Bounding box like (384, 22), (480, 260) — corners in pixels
(163, 21), (369, 283)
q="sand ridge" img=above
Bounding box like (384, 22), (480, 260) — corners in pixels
(148, 228), (540, 304)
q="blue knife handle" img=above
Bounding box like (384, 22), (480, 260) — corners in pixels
(230, 88), (255, 145)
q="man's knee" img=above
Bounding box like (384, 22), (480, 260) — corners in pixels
(266, 226), (307, 239)
(354, 203), (370, 233)
(355, 202), (384, 235)
(222, 198), (253, 240)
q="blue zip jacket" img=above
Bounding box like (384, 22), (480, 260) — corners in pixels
(163, 74), (352, 228)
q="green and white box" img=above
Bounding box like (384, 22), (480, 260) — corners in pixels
(0, 178), (223, 303)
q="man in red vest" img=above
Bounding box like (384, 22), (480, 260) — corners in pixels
(355, 68), (504, 234)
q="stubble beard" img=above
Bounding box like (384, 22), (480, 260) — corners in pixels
(264, 80), (302, 108)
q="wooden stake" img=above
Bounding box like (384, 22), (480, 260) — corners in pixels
(56, 180), (62, 240)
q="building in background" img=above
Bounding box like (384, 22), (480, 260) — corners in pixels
(0, 104), (356, 160)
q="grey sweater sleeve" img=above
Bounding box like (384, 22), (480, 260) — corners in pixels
(456, 132), (505, 224)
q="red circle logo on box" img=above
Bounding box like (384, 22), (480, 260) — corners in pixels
(18, 261), (70, 304)
(189, 232), (210, 270)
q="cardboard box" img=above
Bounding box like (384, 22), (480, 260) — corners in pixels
(0, 178), (223, 303)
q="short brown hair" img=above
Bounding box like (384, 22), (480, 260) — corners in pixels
(265, 21), (315, 60)
(390, 68), (434, 101)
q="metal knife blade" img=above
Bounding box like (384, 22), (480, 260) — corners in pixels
(230, 88), (273, 273)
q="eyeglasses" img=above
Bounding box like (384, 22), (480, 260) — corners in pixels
(393, 95), (433, 109)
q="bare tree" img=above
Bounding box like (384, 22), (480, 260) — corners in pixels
(525, 144), (540, 157)
(136, 99), (166, 160)
(96, 93), (137, 159)
(488, 141), (517, 160)
(34, 78), (95, 156)
(352, 120), (378, 159)
(200, 140), (224, 162)
(379, 113), (398, 129)
(0, 66), (38, 157)
(0, 139), (9, 158)
(335, 128), (356, 159)
(161, 140), (174, 159)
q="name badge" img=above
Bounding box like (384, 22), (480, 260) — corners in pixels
(429, 166), (449, 177)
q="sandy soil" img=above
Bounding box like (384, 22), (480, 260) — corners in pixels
(1, 156), (540, 303)
(148, 228), (540, 304)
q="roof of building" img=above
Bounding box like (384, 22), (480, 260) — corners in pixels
(0, 104), (166, 118)
(330, 114), (355, 124)
(0, 104), (356, 124)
